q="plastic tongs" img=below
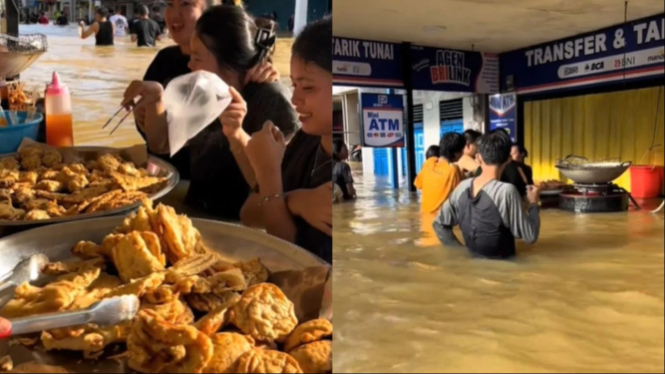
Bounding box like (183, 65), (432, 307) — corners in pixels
(0, 254), (50, 307)
(0, 295), (140, 339)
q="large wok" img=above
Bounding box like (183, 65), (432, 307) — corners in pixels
(555, 155), (632, 184)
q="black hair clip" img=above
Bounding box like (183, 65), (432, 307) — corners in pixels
(255, 28), (276, 62)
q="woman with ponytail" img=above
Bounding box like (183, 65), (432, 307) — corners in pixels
(122, 4), (298, 220)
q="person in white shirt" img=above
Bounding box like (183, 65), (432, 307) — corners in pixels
(108, 7), (129, 37)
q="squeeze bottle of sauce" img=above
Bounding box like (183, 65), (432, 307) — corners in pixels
(45, 72), (74, 147)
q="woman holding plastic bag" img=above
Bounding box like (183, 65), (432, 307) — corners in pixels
(239, 18), (333, 263)
(122, 4), (298, 220)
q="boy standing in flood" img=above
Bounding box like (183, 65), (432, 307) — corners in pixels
(414, 133), (465, 214)
(434, 129), (541, 259)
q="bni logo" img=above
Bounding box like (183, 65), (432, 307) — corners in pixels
(430, 50), (472, 86)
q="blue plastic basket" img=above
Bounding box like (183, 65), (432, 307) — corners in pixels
(0, 112), (44, 154)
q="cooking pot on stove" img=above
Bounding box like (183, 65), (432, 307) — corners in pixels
(555, 155), (632, 184)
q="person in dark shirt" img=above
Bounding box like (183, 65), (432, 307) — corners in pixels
(434, 129), (542, 259)
(78, 7), (114, 46)
(242, 17), (333, 263)
(511, 143), (534, 182)
(474, 131), (534, 197)
(131, 5), (161, 47)
(56, 13), (68, 26)
(151, 6), (166, 34)
(332, 139), (355, 201)
(122, 4), (291, 221)
(125, 0), (276, 184)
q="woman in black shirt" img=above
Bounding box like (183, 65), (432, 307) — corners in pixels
(242, 18), (333, 263)
(332, 139), (356, 201)
(122, 5), (296, 220)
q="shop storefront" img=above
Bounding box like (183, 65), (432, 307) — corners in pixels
(500, 13), (664, 194)
(332, 37), (498, 189)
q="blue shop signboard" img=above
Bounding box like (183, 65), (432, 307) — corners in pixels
(410, 45), (500, 94)
(360, 94), (405, 148)
(333, 37), (403, 87)
(501, 14), (665, 95)
(488, 93), (518, 143)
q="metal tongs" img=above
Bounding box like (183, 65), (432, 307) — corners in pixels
(102, 106), (134, 135)
(0, 295), (140, 339)
(0, 254), (50, 307)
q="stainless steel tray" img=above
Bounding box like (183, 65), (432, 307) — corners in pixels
(0, 216), (327, 373)
(0, 146), (179, 227)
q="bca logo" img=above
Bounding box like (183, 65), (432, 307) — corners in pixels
(378, 95), (388, 104)
(586, 62), (604, 71)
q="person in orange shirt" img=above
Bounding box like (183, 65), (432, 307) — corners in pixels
(414, 132), (466, 214)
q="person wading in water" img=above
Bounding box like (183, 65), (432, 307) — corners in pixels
(79, 7), (115, 46)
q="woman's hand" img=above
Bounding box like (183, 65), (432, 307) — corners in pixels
(219, 87), (249, 141)
(133, 101), (147, 131)
(122, 80), (164, 110)
(287, 183), (333, 236)
(245, 62), (280, 85)
(245, 121), (285, 180)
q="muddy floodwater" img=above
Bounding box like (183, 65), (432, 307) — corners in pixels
(19, 24), (293, 148)
(333, 166), (665, 373)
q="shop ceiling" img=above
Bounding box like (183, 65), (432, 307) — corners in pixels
(333, 0), (665, 53)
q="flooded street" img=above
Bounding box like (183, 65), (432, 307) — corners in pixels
(18, 24), (293, 148)
(333, 166), (665, 373)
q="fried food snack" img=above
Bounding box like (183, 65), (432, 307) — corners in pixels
(194, 293), (241, 336)
(141, 297), (195, 325)
(6, 363), (70, 373)
(128, 310), (214, 374)
(231, 283), (298, 343)
(203, 333), (255, 373)
(284, 319), (333, 352)
(289, 341), (332, 374)
(0, 203), (331, 372)
(0, 355), (12, 372)
(24, 209), (50, 220)
(212, 258), (270, 287)
(1, 148), (167, 222)
(111, 231), (166, 283)
(0, 268), (101, 318)
(235, 349), (303, 374)
(154, 204), (205, 264)
(42, 322), (132, 359)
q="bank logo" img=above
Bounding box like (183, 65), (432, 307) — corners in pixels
(563, 66), (579, 76)
(647, 49), (664, 63)
(430, 50), (472, 86)
(585, 62), (605, 72)
(489, 94), (516, 116)
(378, 95), (388, 105)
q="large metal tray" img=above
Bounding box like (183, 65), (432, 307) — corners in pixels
(0, 146), (179, 227)
(0, 216), (327, 373)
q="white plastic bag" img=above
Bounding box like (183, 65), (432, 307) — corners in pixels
(163, 71), (232, 156)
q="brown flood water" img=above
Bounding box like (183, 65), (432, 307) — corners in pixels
(19, 24), (293, 148)
(333, 165), (665, 373)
